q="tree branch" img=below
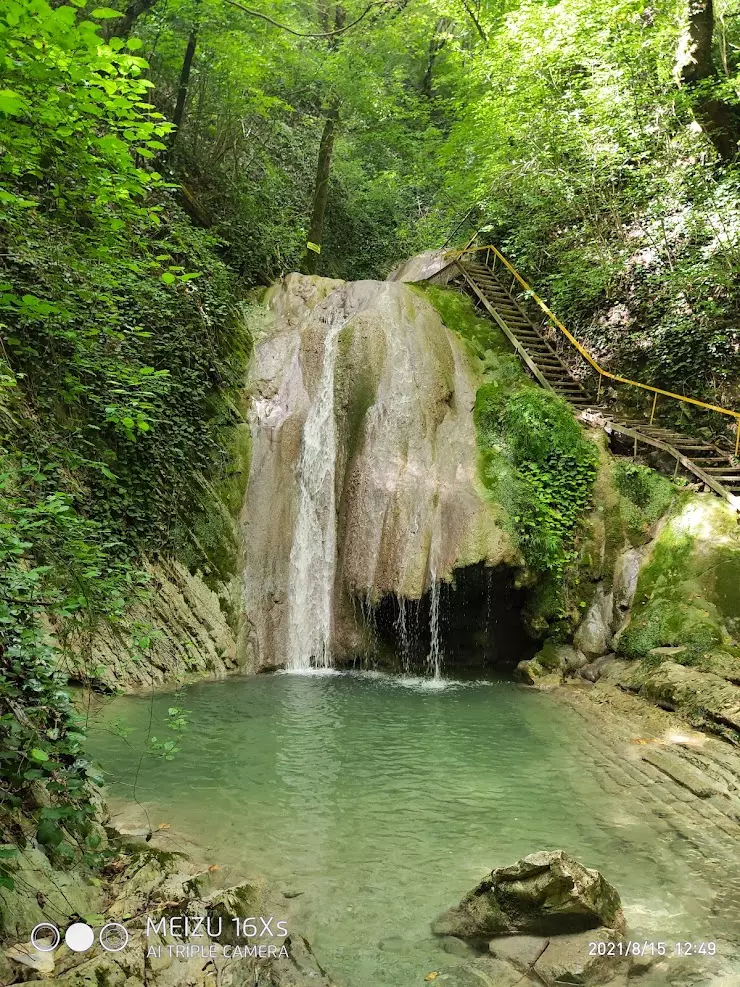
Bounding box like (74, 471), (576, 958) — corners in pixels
(221, 0), (395, 37)
(458, 0), (487, 43)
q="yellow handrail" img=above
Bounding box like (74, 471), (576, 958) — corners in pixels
(452, 243), (740, 456)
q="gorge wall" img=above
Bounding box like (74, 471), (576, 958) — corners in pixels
(241, 274), (520, 671)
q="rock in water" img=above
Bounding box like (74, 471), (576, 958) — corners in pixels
(433, 850), (626, 938)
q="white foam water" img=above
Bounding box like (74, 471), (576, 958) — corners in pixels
(287, 316), (344, 670)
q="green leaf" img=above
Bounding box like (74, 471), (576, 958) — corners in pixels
(91, 7), (121, 17)
(160, 272), (176, 284)
(0, 90), (26, 117)
(29, 748), (50, 762)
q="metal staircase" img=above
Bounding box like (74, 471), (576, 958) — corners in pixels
(451, 249), (740, 504)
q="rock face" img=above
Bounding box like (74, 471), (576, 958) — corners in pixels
(1, 838), (332, 987)
(433, 850), (626, 939)
(609, 496), (740, 741)
(63, 558), (243, 691)
(574, 584), (614, 659)
(242, 274), (517, 668)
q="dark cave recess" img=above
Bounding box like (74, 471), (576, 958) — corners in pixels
(364, 562), (538, 675)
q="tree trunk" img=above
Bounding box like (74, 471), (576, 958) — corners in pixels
(680, 0), (714, 84)
(422, 18), (451, 97)
(301, 100), (339, 275)
(300, 5), (346, 274)
(678, 0), (740, 160)
(109, 0), (159, 39)
(170, 27), (199, 151)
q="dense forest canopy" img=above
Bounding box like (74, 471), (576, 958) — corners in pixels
(2, 0), (740, 859)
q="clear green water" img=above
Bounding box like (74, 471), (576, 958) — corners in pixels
(87, 671), (740, 986)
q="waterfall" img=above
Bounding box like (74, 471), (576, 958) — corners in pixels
(427, 574), (442, 679)
(426, 510), (443, 679)
(395, 598), (410, 671)
(287, 318), (344, 670)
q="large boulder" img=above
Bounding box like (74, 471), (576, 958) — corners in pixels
(617, 497), (740, 662)
(515, 642), (585, 687)
(433, 851), (626, 939)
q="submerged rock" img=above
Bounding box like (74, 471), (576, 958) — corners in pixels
(243, 274), (518, 668)
(533, 927), (627, 985)
(490, 928), (628, 985)
(433, 850), (626, 939)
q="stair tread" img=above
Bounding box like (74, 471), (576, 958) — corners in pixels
(460, 262), (736, 502)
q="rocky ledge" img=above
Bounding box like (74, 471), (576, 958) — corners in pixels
(0, 826), (332, 987)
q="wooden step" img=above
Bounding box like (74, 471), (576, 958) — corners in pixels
(671, 443), (715, 451)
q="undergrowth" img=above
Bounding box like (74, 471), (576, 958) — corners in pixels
(612, 461), (676, 540)
(425, 286), (599, 615)
(0, 0), (249, 879)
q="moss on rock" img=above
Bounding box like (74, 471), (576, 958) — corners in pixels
(618, 497), (740, 665)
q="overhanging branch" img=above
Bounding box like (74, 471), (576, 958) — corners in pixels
(220, 0), (396, 38)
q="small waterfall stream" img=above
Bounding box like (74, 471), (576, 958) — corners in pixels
(287, 317), (344, 669)
(427, 575), (442, 678)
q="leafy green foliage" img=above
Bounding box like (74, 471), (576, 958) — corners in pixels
(426, 286), (598, 586)
(613, 460), (677, 538)
(0, 0), (248, 855)
(500, 391), (598, 577)
(423, 0), (740, 418)
(0, 456), (141, 861)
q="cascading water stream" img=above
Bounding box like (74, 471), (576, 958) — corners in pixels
(287, 317), (345, 670)
(395, 598), (410, 671)
(425, 508), (443, 679)
(427, 574), (442, 678)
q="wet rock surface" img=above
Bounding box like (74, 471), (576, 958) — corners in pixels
(243, 274), (518, 668)
(434, 850), (626, 939)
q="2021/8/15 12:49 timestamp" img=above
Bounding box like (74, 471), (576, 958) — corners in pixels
(588, 941), (717, 958)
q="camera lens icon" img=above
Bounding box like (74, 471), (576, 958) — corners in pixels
(99, 923), (129, 952)
(31, 923), (61, 952)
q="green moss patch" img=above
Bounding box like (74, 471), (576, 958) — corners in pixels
(612, 460), (677, 542)
(618, 498), (740, 663)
